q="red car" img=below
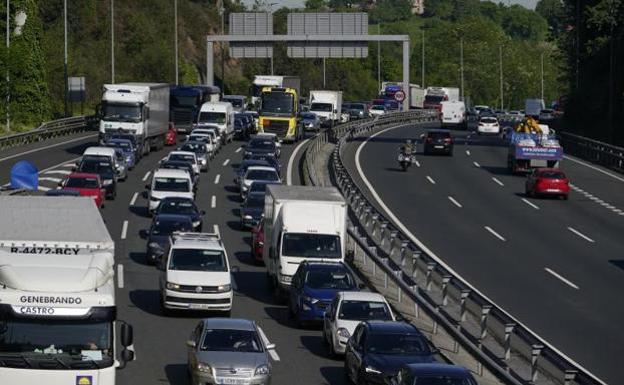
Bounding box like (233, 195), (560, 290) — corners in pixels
(60, 173), (106, 208)
(165, 123), (177, 146)
(251, 218), (265, 264)
(525, 168), (570, 200)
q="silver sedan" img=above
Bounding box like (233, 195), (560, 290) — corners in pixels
(187, 318), (275, 385)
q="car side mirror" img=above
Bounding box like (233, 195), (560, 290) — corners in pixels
(266, 343), (276, 350)
(121, 348), (134, 364)
(230, 266), (240, 273)
(186, 340), (196, 348)
(395, 314), (406, 322)
(145, 184), (150, 190)
(201, 210), (206, 215)
(120, 322), (133, 347)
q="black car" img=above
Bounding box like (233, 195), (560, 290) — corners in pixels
(243, 138), (278, 159)
(344, 321), (435, 385)
(240, 191), (265, 229)
(246, 153), (281, 175)
(76, 156), (117, 200)
(155, 197), (205, 231)
(234, 118), (247, 140)
(422, 130), (454, 156)
(104, 132), (142, 160)
(248, 181), (281, 195)
(159, 160), (199, 189)
(234, 159), (272, 187)
(145, 214), (194, 264)
(389, 363), (478, 385)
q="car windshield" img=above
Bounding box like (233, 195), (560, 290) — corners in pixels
(200, 329), (262, 353)
(224, 98), (244, 107)
(158, 200), (197, 215)
(301, 113), (316, 119)
(153, 178), (190, 192)
(351, 104), (365, 111)
(282, 233), (341, 258)
(413, 377), (476, 385)
(169, 249), (227, 271)
(189, 135), (209, 143)
(65, 177), (99, 189)
(261, 93), (294, 114)
(311, 103), (333, 112)
(367, 333), (430, 355)
(181, 143), (206, 154)
(245, 194), (265, 208)
(0, 319), (113, 361)
(107, 141), (131, 151)
(246, 169), (278, 181)
(198, 112), (226, 124)
(102, 103), (141, 123)
(78, 161), (113, 174)
(304, 269), (354, 290)
(425, 95), (445, 104)
(169, 154), (196, 163)
(249, 140), (275, 151)
(152, 219), (192, 235)
(338, 300), (392, 321)
(538, 171), (566, 179)
(372, 105), (385, 110)
(480, 117), (497, 123)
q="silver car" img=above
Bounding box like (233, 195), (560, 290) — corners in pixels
(187, 318), (275, 385)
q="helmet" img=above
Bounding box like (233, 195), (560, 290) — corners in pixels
(406, 139), (412, 144)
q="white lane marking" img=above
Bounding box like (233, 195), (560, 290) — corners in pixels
(38, 186), (51, 192)
(60, 162), (75, 168)
(213, 224), (220, 236)
(222, 159), (230, 166)
(142, 171), (151, 182)
(130, 192), (138, 206)
(564, 155), (624, 183)
(117, 264), (124, 289)
(521, 198), (540, 210)
(567, 227), (595, 243)
(353, 124), (607, 385)
(0, 133), (97, 163)
(257, 327), (280, 361)
(43, 169), (72, 175)
(211, 195), (216, 208)
(235, 147), (242, 153)
(492, 177), (504, 186)
(473, 161), (481, 168)
(545, 267), (579, 290)
(448, 196), (462, 208)
(465, 150), (471, 156)
(287, 137), (312, 185)
(484, 226), (506, 241)
(39, 177), (62, 183)
(569, 183), (623, 216)
(426, 176), (436, 185)
(214, 174), (221, 184)
(414, 160), (421, 167)
(121, 220), (128, 240)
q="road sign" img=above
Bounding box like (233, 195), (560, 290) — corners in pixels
(394, 90), (406, 102)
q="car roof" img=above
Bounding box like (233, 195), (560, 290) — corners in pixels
(300, 261), (347, 271)
(339, 291), (387, 302)
(183, 141), (207, 146)
(202, 318), (256, 331)
(402, 363), (471, 377)
(170, 151), (196, 156)
(246, 166), (277, 172)
(68, 172), (100, 179)
(159, 196), (195, 204)
(153, 168), (191, 178)
(426, 129), (451, 134)
(241, 159), (270, 166)
(366, 321), (419, 334)
(535, 168), (565, 173)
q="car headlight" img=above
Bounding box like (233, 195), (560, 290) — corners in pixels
(303, 295), (319, 304)
(192, 220), (201, 227)
(245, 151), (252, 156)
(337, 328), (350, 339)
(365, 366), (382, 374)
(166, 282), (180, 290)
(148, 242), (163, 250)
(243, 215), (253, 220)
(197, 362), (212, 373)
(267, 153), (275, 157)
(102, 179), (113, 186)
(199, 158), (206, 165)
(242, 185), (248, 191)
(218, 284), (231, 292)
(255, 364), (270, 376)
(280, 275), (292, 284)
(150, 196), (160, 202)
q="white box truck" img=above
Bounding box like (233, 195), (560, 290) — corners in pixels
(197, 101), (234, 144)
(0, 196), (134, 385)
(440, 100), (466, 128)
(309, 90), (343, 127)
(263, 185), (347, 293)
(99, 82), (169, 156)
(251, 75), (300, 107)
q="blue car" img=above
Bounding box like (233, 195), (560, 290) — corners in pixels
(288, 261), (359, 325)
(106, 138), (136, 169)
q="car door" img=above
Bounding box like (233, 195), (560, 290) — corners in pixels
(326, 297), (340, 344)
(188, 322), (203, 374)
(346, 324), (363, 379)
(289, 268), (303, 312)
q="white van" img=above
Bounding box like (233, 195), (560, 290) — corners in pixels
(83, 146), (127, 180)
(197, 102), (234, 145)
(440, 101), (466, 128)
(146, 168), (194, 213)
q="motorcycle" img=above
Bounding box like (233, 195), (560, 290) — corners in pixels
(397, 151), (415, 171)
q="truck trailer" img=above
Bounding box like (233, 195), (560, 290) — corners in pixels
(0, 196), (134, 385)
(169, 85), (220, 133)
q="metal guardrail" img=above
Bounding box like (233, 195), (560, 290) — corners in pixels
(303, 111), (606, 385)
(0, 115), (97, 151)
(559, 132), (624, 174)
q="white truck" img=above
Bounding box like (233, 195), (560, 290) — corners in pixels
(440, 100), (466, 128)
(525, 98), (545, 119)
(309, 90), (343, 128)
(263, 185), (347, 294)
(251, 75), (300, 107)
(99, 83), (170, 156)
(424, 86), (460, 109)
(0, 196), (134, 385)
(197, 101), (234, 145)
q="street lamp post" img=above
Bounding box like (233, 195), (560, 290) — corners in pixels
(499, 44), (504, 110)
(6, 0), (10, 132)
(460, 36), (464, 101)
(268, 3), (277, 75)
(174, 0), (178, 85)
(219, 1), (224, 91)
(540, 51), (544, 101)
(377, 24), (380, 93)
(111, 0), (115, 83)
(64, 0), (69, 117)
(421, 28), (425, 88)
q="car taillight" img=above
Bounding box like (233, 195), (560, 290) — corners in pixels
(169, 122), (175, 130)
(262, 120), (270, 127)
(444, 138), (452, 144)
(426, 137), (433, 143)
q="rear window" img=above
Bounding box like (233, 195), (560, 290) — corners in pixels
(538, 171), (566, 179)
(427, 131), (451, 139)
(480, 117), (498, 123)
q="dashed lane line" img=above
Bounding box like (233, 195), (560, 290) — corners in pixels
(213, 224), (220, 236)
(235, 147), (242, 153)
(130, 192), (138, 207)
(214, 174), (220, 184)
(570, 183), (624, 216)
(567, 227), (595, 243)
(211, 195), (216, 209)
(121, 220), (128, 240)
(545, 267), (579, 290)
(142, 171), (151, 182)
(521, 198), (540, 210)
(484, 226), (506, 242)
(492, 177), (504, 187)
(465, 150), (471, 156)
(426, 176), (436, 185)
(222, 159), (230, 167)
(448, 196), (463, 208)
(257, 327), (280, 361)
(39, 177), (62, 183)
(117, 264), (124, 289)
(43, 169), (72, 175)
(473, 161), (481, 168)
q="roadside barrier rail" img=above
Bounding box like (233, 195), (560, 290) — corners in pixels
(0, 115), (96, 151)
(303, 111), (605, 385)
(558, 132), (624, 174)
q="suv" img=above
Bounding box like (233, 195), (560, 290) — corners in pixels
(159, 232), (236, 315)
(422, 130), (454, 156)
(146, 168), (195, 213)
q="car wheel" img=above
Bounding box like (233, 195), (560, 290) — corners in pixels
(562, 194), (569, 201)
(344, 361), (354, 384)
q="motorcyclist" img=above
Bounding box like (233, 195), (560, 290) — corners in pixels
(399, 139), (414, 156)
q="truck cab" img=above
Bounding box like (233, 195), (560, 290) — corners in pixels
(258, 87), (302, 142)
(197, 102), (234, 145)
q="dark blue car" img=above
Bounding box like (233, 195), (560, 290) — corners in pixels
(105, 138), (136, 169)
(154, 197), (204, 231)
(288, 261), (359, 325)
(145, 214), (193, 264)
(390, 363), (477, 385)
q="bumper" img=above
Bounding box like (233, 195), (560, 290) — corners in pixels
(296, 301), (331, 321)
(252, 244), (263, 262)
(103, 183), (115, 197)
(163, 289), (233, 311)
(535, 187), (569, 195)
(478, 127), (500, 134)
(193, 372), (271, 385)
(424, 144), (452, 153)
(148, 199), (161, 212)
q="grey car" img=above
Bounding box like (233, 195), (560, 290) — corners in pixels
(187, 318), (275, 385)
(300, 112), (321, 132)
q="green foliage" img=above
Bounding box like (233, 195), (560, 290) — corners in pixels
(368, 0), (413, 23)
(535, 0), (565, 36)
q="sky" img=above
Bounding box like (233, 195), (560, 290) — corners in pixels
(241, 0), (537, 11)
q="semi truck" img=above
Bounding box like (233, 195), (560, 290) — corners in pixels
(257, 87), (303, 142)
(309, 90), (343, 127)
(423, 86), (460, 110)
(169, 85), (221, 134)
(263, 185), (347, 294)
(251, 75), (301, 107)
(0, 196), (134, 385)
(380, 82), (425, 109)
(99, 83), (170, 156)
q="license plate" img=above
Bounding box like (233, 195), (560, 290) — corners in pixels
(443, 117), (451, 120)
(190, 303), (211, 310)
(217, 378), (247, 385)
(434, 145), (444, 149)
(546, 189), (560, 192)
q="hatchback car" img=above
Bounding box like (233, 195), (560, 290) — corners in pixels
(369, 105), (387, 116)
(105, 138), (136, 170)
(145, 214), (194, 264)
(301, 112), (321, 132)
(234, 159), (273, 189)
(525, 168), (570, 200)
(477, 116), (500, 135)
(422, 130), (454, 156)
(389, 363), (478, 385)
(344, 321), (435, 385)
(246, 154), (281, 175)
(240, 191), (265, 229)
(187, 318), (275, 385)
(165, 151), (200, 175)
(59, 172), (106, 208)
(240, 166), (281, 199)
(76, 156), (117, 200)
(243, 138), (278, 159)
(180, 141), (209, 172)
(251, 218), (265, 264)
(159, 160), (199, 190)
(155, 196), (205, 231)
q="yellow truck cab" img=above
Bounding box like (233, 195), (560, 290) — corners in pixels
(257, 87), (303, 142)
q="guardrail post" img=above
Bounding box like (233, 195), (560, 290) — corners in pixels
(370, 213), (380, 236)
(504, 323), (516, 361)
(478, 305), (492, 347)
(378, 221), (389, 246)
(411, 250), (421, 279)
(441, 275), (452, 306)
(530, 344), (544, 383)
(425, 262), (436, 291)
(563, 370), (578, 385)
(459, 290), (471, 323)
(410, 285), (420, 318)
(388, 231), (400, 256)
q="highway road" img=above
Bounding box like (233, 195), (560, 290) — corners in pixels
(341, 123), (624, 385)
(0, 130), (349, 385)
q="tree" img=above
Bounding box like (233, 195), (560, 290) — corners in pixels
(535, 0), (565, 36)
(501, 5), (549, 41)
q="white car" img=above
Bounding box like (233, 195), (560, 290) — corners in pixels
(322, 291), (395, 356)
(369, 105), (387, 116)
(239, 166), (281, 199)
(147, 168), (195, 213)
(165, 151), (200, 174)
(191, 127), (221, 153)
(159, 232), (235, 315)
(477, 116), (500, 135)
(187, 133), (216, 159)
(254, 132), (281, 157)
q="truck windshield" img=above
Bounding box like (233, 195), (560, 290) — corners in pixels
(154, 178), (190, 192)
(310, 103), (333, 112)
(0, 319), (113, 364)
(198, 112), (226, 124)
(223, 98), (244, 108)
(171, 95), (198, 108)
(261, 93), (294, 115)
(169, 249), (227, 272)
(102, 103), (141, 123)
(281, 233), (341, 259)
(424, 95), (445, 104)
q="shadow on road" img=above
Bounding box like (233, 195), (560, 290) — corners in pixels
(320, 366), (348, 385)
(164, 363), (190, 385)
(609, 260), (624, 272)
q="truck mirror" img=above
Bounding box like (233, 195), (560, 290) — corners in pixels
(120, 322), (134, 347)
(118, 349), (134, 368)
